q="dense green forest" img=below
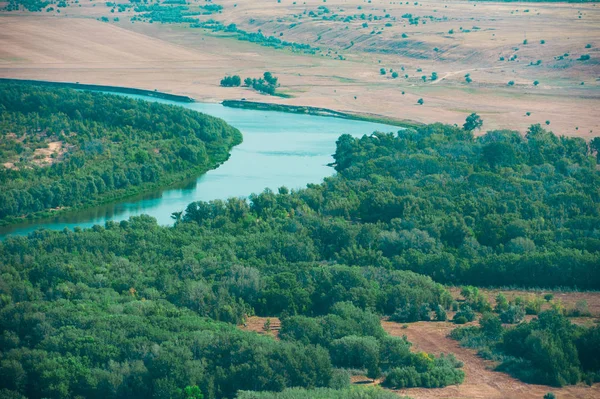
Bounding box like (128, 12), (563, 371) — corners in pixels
(0, 83), (242, 224)
(0, 216), (463, 398)
(175, 122), (598, 289)
(1, 98), (599, 397)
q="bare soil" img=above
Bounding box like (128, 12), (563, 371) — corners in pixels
(384, 320), (600, 399)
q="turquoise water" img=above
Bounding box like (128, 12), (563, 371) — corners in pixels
(0, 95), (399, 239)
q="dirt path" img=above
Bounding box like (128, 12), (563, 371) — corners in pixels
(430, 66), (503, 85)
(383, 320), (600, 399)
(241, 316), (600, 398)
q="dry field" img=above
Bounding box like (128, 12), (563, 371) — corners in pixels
(0, 0), (599, 137)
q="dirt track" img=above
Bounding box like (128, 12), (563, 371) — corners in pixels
(241, 308), (600, 399)
(384, 320), (600, 399)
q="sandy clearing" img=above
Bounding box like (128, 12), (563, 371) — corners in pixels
(31, 141), (66, 166)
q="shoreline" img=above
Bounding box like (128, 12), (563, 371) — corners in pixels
(0, 78), (196, 103)
(0, 78), (420, 129)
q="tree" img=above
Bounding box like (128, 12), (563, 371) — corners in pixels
(533, 80), (539, 86)
(182, 385), (204, 399)
(463, 113), (483, 131)
(391, 71), (399, 79)
(480, 313), (503, 338)
(431, 72), (438, 81)
(500, 305), (525, 324)
(495, 293), (509, 312)
(380, 68), (386, 75)
(589, 137), (600, 161)
(263, 72), (278, 86)
(417, 98), (424, 105)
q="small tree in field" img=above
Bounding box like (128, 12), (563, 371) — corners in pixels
(417, 98), (424, 105)
(463, 113), (483, 131)
(263, 318), (271, 332)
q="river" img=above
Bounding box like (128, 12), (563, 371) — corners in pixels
(0, 94), (399, 239)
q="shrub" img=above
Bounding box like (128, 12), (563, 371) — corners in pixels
(453, 305), (475, 324)
(500, 305), (525, 324)
(435, 305), (447, 321)
(329, 369), (351, 389)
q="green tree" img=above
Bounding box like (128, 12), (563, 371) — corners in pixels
(463, 113), (483, 131)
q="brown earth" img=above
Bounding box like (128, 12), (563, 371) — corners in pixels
(384, 320), (600, 399)
(31, 141), (67, 167)
(0, 0), (599, 137)
(240, 287), (600, 398)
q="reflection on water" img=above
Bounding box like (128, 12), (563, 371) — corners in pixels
(0, 95), (399, 239)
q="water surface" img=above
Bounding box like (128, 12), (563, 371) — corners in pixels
(0, 95), (399, 239)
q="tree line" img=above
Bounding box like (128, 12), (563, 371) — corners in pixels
(221, 72), (279, 95)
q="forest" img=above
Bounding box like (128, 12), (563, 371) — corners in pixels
(0, 83), (242, 224)
(1, 89), (599, 398)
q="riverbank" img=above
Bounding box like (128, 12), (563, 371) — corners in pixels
(0, 150), (235, 230)
(221, 100), (421, 129)
(0, 78), (195, 103)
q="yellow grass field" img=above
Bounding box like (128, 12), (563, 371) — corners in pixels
(1, 0), (598, 136)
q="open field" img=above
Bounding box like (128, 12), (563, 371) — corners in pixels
(0, 0), (599, 136)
